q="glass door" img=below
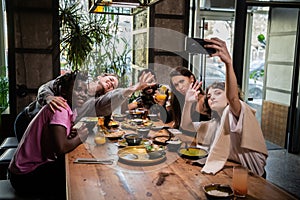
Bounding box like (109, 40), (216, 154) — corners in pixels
(234, 0), (300, 153)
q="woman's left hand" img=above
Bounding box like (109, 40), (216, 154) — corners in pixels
(185, 81), (202, 102)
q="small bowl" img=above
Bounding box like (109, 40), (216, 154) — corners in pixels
(151, 125), (164, 131)
(147, 114), (159, 121)
(147, 150), (166, 159)
(131, 118), (143, 125)
(178, 147), (208, 160)
(137, 128), (150, 138)
(203, 184), (234, 200)
(124, 133), (142, 146)
(166, 140), (182, 152)
(113, 114), (126, 122)
(125, 110), (143, 119)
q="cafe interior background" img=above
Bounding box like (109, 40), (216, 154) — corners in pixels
(0, 0), (300, 198)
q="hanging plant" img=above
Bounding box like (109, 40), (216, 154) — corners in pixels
(59, 1), (111, 70)
(59, 1), (132, 87)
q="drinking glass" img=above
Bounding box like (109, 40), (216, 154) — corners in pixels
(232, 166), (248, 197)
(155, 88), (167, 101)
(94, 130), (106, 145)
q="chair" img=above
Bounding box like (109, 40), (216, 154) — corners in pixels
(0, 148), (16, 180)
(14, 110), (32, 142)
(0, 180), (39, 200)
(0, 137), (18, 153)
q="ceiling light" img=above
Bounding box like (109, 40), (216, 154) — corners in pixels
(89, 0), (164, 15)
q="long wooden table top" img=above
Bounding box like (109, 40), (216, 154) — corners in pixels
(65, 124), (297, 200)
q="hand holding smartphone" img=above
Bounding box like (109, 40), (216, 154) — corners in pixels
(185, 37), (216, 55)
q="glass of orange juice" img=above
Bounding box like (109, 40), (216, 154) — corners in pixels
(156, 88), (167, 100)
(232, 166), (248, 197)
(94, 130), (106, 145)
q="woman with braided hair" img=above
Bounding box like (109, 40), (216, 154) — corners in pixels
(9, 71), (89, 199)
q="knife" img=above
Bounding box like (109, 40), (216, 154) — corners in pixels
(74, 158), (114, 165)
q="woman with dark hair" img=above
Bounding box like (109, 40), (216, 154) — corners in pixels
(14, 72), (118, 142)
(181, 38), (268, 177)
(9, 71), (89, 199)
(169, 66), (210, 133)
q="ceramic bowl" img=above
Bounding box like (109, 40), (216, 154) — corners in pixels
(151, 125), (164, 131)
(124, 133), (142, 146)
(203, 184), (234, 200)
(166, 140), (182, 152)
(131, 118), (143, 125)
(136, 128), (150, 138)
(147, 114), (159, 121)
(178, 147), (208, 160)
(113, 114), (126, 122)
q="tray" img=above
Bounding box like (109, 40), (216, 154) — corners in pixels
(118, 146), (166, 165)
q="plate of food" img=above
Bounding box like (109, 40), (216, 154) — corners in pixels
(103, 129), (125, 139)
(178, 147), (208, 160)
(117, 138), (150, 148)
(118, 146), (166, 165)
(107, 120), (119, 128)
(121, 120), (152, 130)
(152, 135), (171, 145)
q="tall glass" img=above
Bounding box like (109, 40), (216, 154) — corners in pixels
(232, 166), (248, 197)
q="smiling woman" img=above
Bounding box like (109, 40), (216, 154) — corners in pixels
(9, 71), (89, 198)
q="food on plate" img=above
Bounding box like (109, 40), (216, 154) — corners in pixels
(203, 184), (234, 199)
(145, 142), (165, 152)
(108, 120), (119, 128)
(103, 130), (125, 139)
(207, 190), (230, 197)
(153, 136), (170, 144)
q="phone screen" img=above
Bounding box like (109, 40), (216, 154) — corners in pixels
(185, 37), (216, 55)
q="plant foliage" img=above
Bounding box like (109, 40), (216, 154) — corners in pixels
(0, 66), (8, 112)
(59, 1), (132, 87)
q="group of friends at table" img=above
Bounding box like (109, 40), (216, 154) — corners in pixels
(7, 38), (268, 199)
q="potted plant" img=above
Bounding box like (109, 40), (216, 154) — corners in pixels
(0, 66), (8, 113)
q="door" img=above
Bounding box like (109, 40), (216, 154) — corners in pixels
(234, 0), (300, 153)
(6, 0), (60, 118)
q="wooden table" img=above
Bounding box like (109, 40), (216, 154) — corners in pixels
(65, 124), (297, 200)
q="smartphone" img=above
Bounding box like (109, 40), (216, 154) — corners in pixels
(185, 37), (216, 55)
